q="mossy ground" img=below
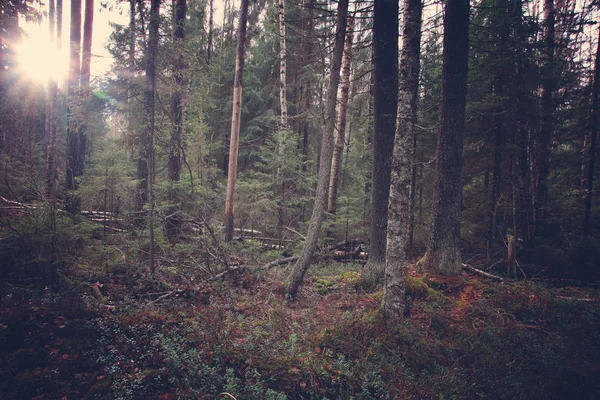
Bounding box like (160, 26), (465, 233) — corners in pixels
(1, 238), (599, 399)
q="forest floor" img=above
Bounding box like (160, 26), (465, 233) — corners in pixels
(1, 229), (600, 399)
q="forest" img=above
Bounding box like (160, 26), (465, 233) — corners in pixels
(1, 0), (600, 397)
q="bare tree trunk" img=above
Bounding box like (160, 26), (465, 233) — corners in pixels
(285, 0), (349, 300)
(328, 13), (354, 214)
(584, 24), (600, 236)
(45, 0), (58, 200)
(362, 0), (400, 287)
(276, 0), (288, 234)
(207, 0), (214, 65)
(168, 0), (186, 182)
(80, 0), (94, 89)
(136, 0), (160, 216)
(65, 0), (81, 212)
(278, 0), (288, 131)
(533, 0), (555, 238)
(383, 0), (421, 325)
(225, 0), (249, 242)
(419, 0), (469, 276)
(75, 0), (94, 186)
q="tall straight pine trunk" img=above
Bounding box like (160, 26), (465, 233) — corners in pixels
(533, 0), (555, 238)
(420, 0), (469, 276)
(225, 0), (250, 242)
(136, 0), (160, 213)
(361, 0), (399, 287)
(285, 0), (349, 300)
(66, 0), (81, 209)
(584, 24), (600, 236)
(383, 0), (422, 324)
(45, 0), (58, 200)
(168, 0), (187, 182)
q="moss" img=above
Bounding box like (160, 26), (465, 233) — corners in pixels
(406, 276), (430, 299)
(426, 288), (451, 306)
(314, 277), (338, 295)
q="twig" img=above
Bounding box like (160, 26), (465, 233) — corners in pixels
(144, 290), (176, 306)
(462, 263), (504, 281)
(285, 226), (306, 240)
(263, 256), (298, 269)
(209, 266), (247, 281)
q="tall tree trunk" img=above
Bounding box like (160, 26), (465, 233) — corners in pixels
(45, 0), (58, 200)
(278, 0), (288, 131)
(57, 0), (62, 49)
(76, 0), (93, 182)
(533, 0), (555, 238)
(584, 24), (600, 236)
(65, 0), (81, 210)
(129, 0), (135, 70)
(383, 0), (421, 324)
(168, 0), (186, 182)
(362, 0), (400, 287)
(328, 13), (354, 214)
(136, 0), (160, 214)
(276, 0), (288, 235)
(80, 0), (93, 89)
(224, 0), (249, 242)
(299, 0), (315, 170)
(419, 0), (469, 276)
(207, 0), (214, 65)
(285, 0), (349, 300)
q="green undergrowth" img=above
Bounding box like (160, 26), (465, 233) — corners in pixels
(1, 225), (599, 399)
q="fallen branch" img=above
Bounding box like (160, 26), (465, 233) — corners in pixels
(556, 296), (600, 303)
(208, 266), (247, 281)
(263, 256), (298, 269)
(285, 226), (306, 240)
(462, 263), (504, 281)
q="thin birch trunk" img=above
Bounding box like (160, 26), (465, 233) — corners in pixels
(328, 13), (354, 214)
(225, 0), (250, 242)
(285, 0), (349, 300)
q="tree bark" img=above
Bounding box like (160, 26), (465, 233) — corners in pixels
(45, 0), (58, 200)
(419, 0), (469, 276)
(383, 0), (421, 325)
(136, 0), (160, 214)
(278, 0), (288, 131)
(362, 0), (400, 287)
(285, 0), (349, 300)
(224, 0), (249, 242)
(168, 0), (186, 182)
(80, 0), (93, 89)
(328, 13), (354, 214)
(207, 0), (214, 65)
(66, 0), (81, 209)
(533, 0), (555, 238)
(584, 24), (600, 236)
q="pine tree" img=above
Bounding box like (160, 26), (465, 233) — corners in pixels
(419, 0), (470, 276)
(383, 0), (422, 324)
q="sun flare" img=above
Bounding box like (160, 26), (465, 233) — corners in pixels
(15, 26), (68, 85)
